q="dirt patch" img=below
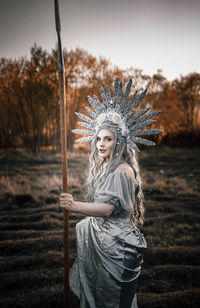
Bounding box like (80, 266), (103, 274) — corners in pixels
(0, 146), (199, 308)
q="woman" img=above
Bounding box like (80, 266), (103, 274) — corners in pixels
(60, 78), (162, 307)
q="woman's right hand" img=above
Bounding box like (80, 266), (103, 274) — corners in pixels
(59, 193), (76, 212)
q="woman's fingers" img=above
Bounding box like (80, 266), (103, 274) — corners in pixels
(60, 193), (73, 200)
(59, 193), (74, 210)
(60, 193), (72, 198)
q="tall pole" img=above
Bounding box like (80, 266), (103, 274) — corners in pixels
(54, 1), (70, 307)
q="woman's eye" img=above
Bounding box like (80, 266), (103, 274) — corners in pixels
(107, 138), (112, 141)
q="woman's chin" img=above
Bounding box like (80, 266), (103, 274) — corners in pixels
(99, 153), (108, 160)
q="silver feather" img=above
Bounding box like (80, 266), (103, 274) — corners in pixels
(127, 107), (151, 126)
(72, 129), (94, 136)
(100, 84), (107, 103)
(87, 95), (99, 111)
(75, 136), (93, 143)
(136, 110), (162, 124)
(131, 129), (163, 136)
(106, 86), (111, 101)
(113, 78), (119, 107)
(130, 119), (156, 131)
(131, 136), (156, 146)
(126, 139), (140, 152)
(126, 88), (148, 119)
(75, 112), (93, 124)
(93, 95), (106, 112)
(116, 81), (122, 105)
(77, 121), (93, 130)
(124, 91), (137, 114)
(121, 79), (132, 110)
(85, 106), (96, 119)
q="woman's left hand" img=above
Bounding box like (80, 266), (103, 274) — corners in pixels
(60, 193), (76, 211)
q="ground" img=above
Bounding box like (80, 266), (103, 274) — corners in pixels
(0, 146), (199, 308)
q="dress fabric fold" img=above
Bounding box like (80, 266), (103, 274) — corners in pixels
(70, 170), (147, 308)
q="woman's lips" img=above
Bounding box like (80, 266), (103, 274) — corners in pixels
(99, 149), (106, 153)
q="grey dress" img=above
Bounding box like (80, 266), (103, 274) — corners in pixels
(70, 170), (147, 308)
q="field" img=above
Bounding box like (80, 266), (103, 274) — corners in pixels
(0, 146), (199, 308)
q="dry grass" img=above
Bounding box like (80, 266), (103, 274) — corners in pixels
(143, 172), (196, 196)
(0, 146), (200, 308)
(143, 176), (168, 194)
(0, 173), (81, 201)
(169, 176), (195, 195)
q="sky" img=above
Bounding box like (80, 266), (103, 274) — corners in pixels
(0, 0), (200, 81)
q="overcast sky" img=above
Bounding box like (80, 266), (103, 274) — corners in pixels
(0, 0), (200, 81)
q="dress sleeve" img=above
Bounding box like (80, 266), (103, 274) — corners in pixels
(94, 170), (136, 216)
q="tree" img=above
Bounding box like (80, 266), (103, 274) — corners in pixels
(172, 73), (200, 130)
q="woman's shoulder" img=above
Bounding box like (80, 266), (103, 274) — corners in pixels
(114, 163), (135, 182)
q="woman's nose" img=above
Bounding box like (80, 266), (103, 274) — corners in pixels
(99, 140), (105, 147)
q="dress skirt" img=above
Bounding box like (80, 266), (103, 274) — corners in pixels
(70, 216), (146, 308)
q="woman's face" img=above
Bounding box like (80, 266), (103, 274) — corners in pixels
(96, 129), (115, 161)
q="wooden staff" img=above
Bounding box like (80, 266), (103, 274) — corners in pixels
(54, 1), (70, 307)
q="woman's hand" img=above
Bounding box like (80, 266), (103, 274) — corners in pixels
(60, 193), (76, 211)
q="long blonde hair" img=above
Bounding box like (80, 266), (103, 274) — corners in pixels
(85, 124), (145, 226)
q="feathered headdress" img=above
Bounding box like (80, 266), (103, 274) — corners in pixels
(72, 78), (163, 152)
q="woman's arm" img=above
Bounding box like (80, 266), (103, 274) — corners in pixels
(60, 193), (115, 217)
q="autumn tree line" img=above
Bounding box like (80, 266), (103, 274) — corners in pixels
(0, 43), (200, 152)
